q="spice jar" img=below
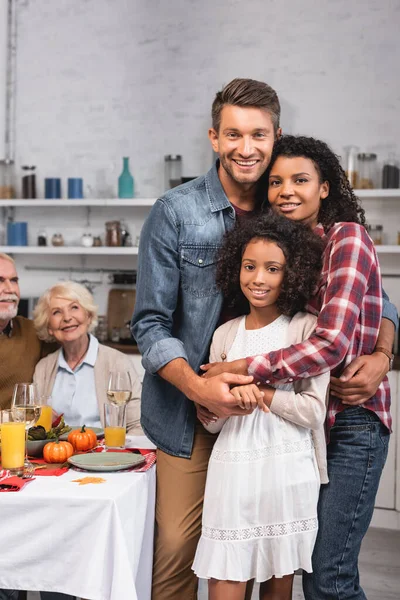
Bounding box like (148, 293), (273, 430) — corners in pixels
(357, 153), (377, 189)
(343, 146), (359, 188)
(37, 230), (47, 246)
(21, 165), (36, 199)
(368, 224), (383, 245)
(382, 153), (400, 189)
(164, 154), (182, 190)
(51, 233), (64, 247)
(0, 159), (15, 199)
(105, 221), (122, 247)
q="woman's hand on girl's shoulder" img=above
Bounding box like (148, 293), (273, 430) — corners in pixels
(230, 384), (269, 413)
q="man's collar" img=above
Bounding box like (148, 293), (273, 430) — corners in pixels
(0, 319), (13, 338)
(205, 160), (233, 213)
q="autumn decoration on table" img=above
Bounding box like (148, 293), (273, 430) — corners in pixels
(67, 425), (98, 452)
(43, 440), (74, 464)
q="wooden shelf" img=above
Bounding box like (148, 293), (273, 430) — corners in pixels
(103, 341), (140, 354)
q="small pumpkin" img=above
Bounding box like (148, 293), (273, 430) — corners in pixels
(43, 440), (74, 463)
(68, 425), (97, 452)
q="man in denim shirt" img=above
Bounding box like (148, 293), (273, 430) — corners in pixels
(132, 78), (398, 600)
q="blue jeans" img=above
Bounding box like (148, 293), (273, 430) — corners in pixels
(303, 407), (390, 600)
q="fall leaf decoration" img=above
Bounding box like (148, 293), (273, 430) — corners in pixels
(72, 477), (106, 486)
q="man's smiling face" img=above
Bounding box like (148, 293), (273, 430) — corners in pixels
(209, 104), (277, 188)
(0, 257), (20, 326)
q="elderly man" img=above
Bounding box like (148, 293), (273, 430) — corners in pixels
(0, 253), (53, 409)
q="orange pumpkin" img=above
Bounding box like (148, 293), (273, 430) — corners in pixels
(68, 425), (97, 452)
(43, 440), (74, 463)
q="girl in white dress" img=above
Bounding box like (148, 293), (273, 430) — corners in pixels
(192, 213), (330, 600)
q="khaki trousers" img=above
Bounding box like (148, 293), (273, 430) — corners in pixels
(151, 423), (216, 600)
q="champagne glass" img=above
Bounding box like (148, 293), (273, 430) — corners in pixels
(11, 383), (41, 476)
(107, 371), (132, 407)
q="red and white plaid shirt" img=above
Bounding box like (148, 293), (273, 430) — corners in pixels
(247, 222), (391, 433)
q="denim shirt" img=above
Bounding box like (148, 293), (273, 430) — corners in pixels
(132, 162), (399, 459)
(132, 162), (236, 457)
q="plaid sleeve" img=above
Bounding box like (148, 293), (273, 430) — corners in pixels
(247, 223), (381, 383)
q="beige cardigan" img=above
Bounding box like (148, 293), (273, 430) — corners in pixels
(33, 343), (143, 435)
(206, 312), (330, 484)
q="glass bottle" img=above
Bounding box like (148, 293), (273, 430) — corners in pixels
(118, 157), (134, 198)
(367, 224), (383, 245)
(343, 146), (359, 188)
(105, 221), (122, 246)
(22, 166), (36, 199)
(382, 153), (400, 189)
(164, 155), (182, 190)
(357, 153), (377, 189)
(0, 159), (15, 199)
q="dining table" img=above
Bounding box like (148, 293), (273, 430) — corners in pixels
(0, 435), (156, 600)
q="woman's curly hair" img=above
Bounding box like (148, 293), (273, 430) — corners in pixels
(267, 135), (366, 231)
(216, 212), (324, 316)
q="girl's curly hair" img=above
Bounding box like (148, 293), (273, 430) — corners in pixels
(267, 135), (366, 231)
(216, 212), (324, 316)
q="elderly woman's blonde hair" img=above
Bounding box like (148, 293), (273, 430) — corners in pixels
(33, 281), (98, 342)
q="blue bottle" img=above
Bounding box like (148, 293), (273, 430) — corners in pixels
(118, 157), (134, 198)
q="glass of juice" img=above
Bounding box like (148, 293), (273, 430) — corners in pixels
(36, 397), (53, 432)
(104, 403), (127, 450)
(1, 409), (25, 476)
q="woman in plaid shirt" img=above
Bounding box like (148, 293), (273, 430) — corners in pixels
(201, 135), (394, 600)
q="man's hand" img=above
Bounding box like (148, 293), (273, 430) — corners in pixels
(231, 384), (269, 412)
(330, 353), (389, 405)
(193, 373), (255, 418)
(200, 358), (248, 379)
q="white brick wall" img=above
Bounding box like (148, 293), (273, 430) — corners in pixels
(9, 0), (400, 315)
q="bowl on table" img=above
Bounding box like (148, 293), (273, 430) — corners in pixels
(27, 439), (49, 458)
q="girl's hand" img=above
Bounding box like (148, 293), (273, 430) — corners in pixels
(230, 384), (269, 412)
(195, 402), (218, 426)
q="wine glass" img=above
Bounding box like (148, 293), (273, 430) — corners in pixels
(11, 383), (41, 476)
(107, 371), (132, 406)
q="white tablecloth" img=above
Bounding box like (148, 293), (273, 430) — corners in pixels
(0, 464), (156, 600)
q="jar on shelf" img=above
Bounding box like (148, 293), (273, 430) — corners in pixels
(51, 233), (64, 247)
(164, 154), (182, 190)
(37, 230), (47, 246)
(0, 159), (15, 199)
(105, 221), (122, 247)
(21, 165), (37, 199)
(357, 153), (377, 189)
(343, 146), (359, 188)
(382, 153), (400, 189)
(368, 224), (383, 245)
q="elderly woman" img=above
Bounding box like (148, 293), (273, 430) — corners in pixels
(33, 281), (142, 435)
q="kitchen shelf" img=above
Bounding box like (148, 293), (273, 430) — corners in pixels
(0, 246), (138, 255)
(355, 189), (400, 199)
(375, 246), (400, 254)
(0, 198), (157, 207)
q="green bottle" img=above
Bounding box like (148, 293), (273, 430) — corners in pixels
(118, 157), (134, 198)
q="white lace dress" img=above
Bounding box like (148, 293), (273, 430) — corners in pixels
(192, 315), (320, 582)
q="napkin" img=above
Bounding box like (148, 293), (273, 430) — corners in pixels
(0, 475), (35, 491)
(31, 459), (69, 477)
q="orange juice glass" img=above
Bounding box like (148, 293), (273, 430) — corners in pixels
(36, 405), (53, 432)
(1, 420), (25, 475)
(104, 403), (126, 449)
(105, 426), (126, 448)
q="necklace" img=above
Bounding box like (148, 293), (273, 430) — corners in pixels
(67, 341), (90, 371)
